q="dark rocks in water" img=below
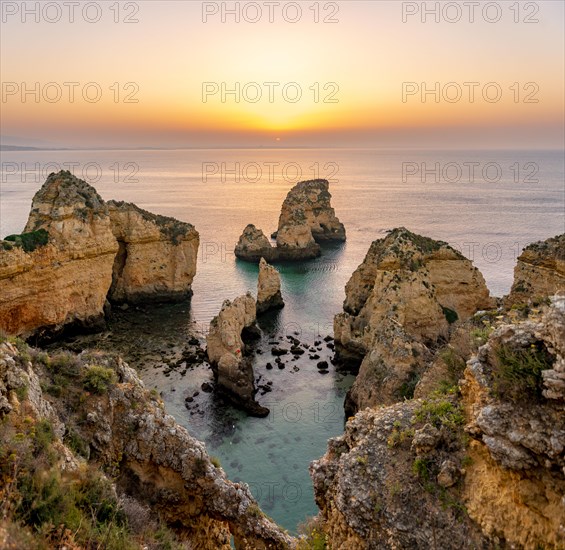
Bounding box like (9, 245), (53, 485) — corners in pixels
(327, 343), (335, 350)
(294, 331), (300, 336)
(324, 335), (333, 342)
(201, 382), (213, 393)
(266, 362), (273, 370)
(317, 361), (329, 369)
(185, 396), (194, 403)
(318, 369), (329, 374)
(193, 391), (200, 397)
(278, 363), (285, 369)
(256, 349), (263, 355)
(188, 337), (200, 345)
(310, 354), (320, 360)
(291, 346), (305, 356)
(314, 340), (322, 346)
(271, 347), (288, 356)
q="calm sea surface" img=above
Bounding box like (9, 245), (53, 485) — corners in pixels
(1, 148), (564, 532)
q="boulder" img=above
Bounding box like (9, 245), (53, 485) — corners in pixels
(256, 258), (284, 314)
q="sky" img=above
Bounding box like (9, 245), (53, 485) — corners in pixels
(1, 0), (564, 149)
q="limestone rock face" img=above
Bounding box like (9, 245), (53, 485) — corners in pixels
(234, 224), (278, 262)
(0, 342), (294, 548)
(335, 228), (493, 412)
(235, 179), (343, 262)
(276, 179), (345, 242)
(0, 171), (118, 338)
(461, 296), (565, 548)
(107, 201), (199, 303)
(506, 234), (565, 305)
(256, 258), (284, 314)
(0, 171), (199, 339)
(310, 400), (487, 549)
(206, 293), (268, 416)
(275, 222), (320, 260)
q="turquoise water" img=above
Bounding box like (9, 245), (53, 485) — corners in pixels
(1, 148), (564, 531)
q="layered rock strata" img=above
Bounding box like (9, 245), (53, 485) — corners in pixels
(256, 258), (284, 314)
(235, 179), (344, 262)
(506, 234), (565, 306)
(334, 228), (493, 413)
(0, 171), (199, 339)
(206, 293), (268, 416)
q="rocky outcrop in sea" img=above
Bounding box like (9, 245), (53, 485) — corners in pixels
(256, 258), (284, 314)
(206, 293), (269, 417)
(0, 171), (199, 340)
(235, 179), (344, 262)
(334, 227), (493, 413)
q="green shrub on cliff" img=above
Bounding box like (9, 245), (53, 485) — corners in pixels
(4, 228), (49, 253)
(83, 365), (117, 394)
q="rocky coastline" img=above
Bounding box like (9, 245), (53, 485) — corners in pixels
(1, 170), (564, 549)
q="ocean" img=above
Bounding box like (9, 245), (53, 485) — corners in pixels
(1, 148), (563, 532)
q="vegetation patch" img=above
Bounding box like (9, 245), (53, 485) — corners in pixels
(492, 342), (553, 402)
(4, 229), (49, 253)
(83, 365), (117, 394)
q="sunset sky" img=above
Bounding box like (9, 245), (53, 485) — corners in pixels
(1, 0), (563, 148)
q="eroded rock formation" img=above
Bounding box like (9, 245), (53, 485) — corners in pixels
(506, 234), (565, 306)
(312, 297), (565, 550)
(107, 200), (199, 303)
(0, 340), (293, 548)
(0, 171), (199, 339)
(257, 258), (284, 314)
(206, 293), (268, 416)
(235, 179), (344, 262)
(461, 296), (565, 548)
(0, 171), (118, 338)
(335, 228), (493, 413)
(275, 178), (345, 243)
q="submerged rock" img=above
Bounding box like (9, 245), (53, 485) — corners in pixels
(206, 293), (268, 417)
(256, 258), (284, 314)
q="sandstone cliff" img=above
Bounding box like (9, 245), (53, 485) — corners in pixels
(0, 171), (118, 338)
(275, 179), (345, 243)
(107, 200), (199, 303)
(461, 296), (565, 548)
(235, 179), (343, 262)
(257, 258), (284, 314)
(0, 338), (293, 549)
(0, 171), (199, 339)
(506, 234), (565, 306)
(335, 228), (493, 412)
(206, 293), (269, 416)
(311, 297), (565, 549)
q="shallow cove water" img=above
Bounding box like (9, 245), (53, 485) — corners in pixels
(3, 148), (563, 532)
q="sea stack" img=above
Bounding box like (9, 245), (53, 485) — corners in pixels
(0, 171), (199, 339)
(234, 179), (345, 262)
(256, 258), (284, 314)
(206, 293), (269, 417)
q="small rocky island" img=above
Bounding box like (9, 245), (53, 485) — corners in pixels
(235, 179), (345, 262)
